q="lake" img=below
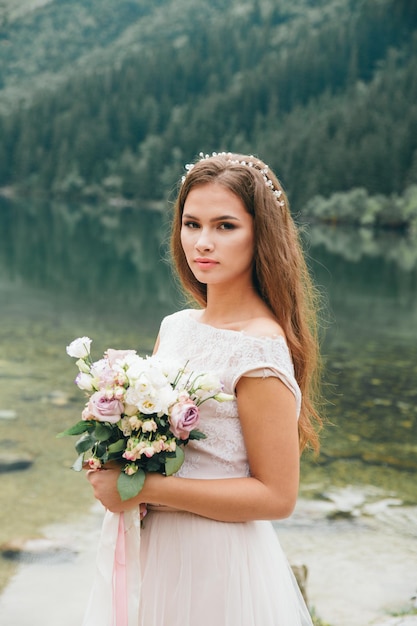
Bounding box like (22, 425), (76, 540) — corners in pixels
(0, 196), (416, 603)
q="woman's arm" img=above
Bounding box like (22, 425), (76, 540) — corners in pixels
(152, 333), (160, 355)
(86, 375), (300, 522)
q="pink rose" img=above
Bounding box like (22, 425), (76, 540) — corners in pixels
(81, 406), (94, 421)
(86, 390), (124, 423)
(169, 401), (200, 440)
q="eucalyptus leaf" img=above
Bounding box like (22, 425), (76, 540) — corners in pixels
(56, 420), (92, 438)
(72, 453), (85, 472)
(75, 433), (95, 454)
(165, 446), (185, 476)
(117, 469), (145, 501)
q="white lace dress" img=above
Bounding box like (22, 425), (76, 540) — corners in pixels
(138, 309), (313, 626)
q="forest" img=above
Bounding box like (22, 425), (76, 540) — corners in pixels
(0, 0), (417, 226)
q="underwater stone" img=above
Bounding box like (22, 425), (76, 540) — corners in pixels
(0, 452), (33, 473)
(0, 410), (17, 420)
(0, 537), (76, 563)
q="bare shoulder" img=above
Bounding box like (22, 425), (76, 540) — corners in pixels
(240, 316), (286, 339)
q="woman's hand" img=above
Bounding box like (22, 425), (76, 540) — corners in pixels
(86, 464), (147, 518)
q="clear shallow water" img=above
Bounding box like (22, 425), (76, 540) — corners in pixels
(0, 198), (416, 598)
(302, 225), (417, 504)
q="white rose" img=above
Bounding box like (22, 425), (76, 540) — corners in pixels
(157, 360), (187, 385)
(125, 357), (147, 382)
(154, 385), (179, 415)
(137, 397), (160, 415)
(66, 337), (92, 359)
(143, 359), (171, 389)
(75, 372), (95, 392)
(124, 385), (146, 408)
(214, 392), (235, 402)
(137, 384), (178, 416)
(197, 372), (223, 392)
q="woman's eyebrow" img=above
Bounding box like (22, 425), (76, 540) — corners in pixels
(182, 213), (240, 222)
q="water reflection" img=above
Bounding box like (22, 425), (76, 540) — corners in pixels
(307, 223), (417, 271)
(0, 197), (179, 328)
(3, 198), (416, 323)
(305, 224), (417, 334)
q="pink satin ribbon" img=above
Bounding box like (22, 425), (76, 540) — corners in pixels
(113, 513), (128, 626)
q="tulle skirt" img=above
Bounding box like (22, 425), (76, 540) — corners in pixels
(139, 509), (313, 626)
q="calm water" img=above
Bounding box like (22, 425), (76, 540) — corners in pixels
(0, 197), (416, 590)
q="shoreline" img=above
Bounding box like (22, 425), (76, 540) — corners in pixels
(0, 495), (416, 626)
(277, 497), (417, 625)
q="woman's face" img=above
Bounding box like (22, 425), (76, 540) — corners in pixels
(180, 182), (255, 290)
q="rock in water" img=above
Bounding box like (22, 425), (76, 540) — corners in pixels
(291, 563), (308, 605)
(0, 452), (33, 473)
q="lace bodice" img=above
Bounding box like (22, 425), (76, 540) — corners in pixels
(156, 309), (301, 479)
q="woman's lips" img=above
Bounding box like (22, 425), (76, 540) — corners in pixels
(194, 257), (218, 269)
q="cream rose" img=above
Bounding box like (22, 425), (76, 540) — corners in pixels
(142, 419), (157, 433)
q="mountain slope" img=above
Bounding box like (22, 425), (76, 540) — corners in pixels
(0, 0), (416, 209)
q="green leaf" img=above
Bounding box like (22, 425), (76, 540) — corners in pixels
(165, 446), (185, 476)
(56, 420), (92, 438)
(71, 453), (84, 471)
(107, 439), (125, 454)
(100, 451), (109, 465)
(75, 432), (95, 454)
(117, 469), (145, 501)
(188, 429), (207, 440)
(93, 423), (114, 441)
(144, 458), (162, 472)
(95, 441), (108, 457)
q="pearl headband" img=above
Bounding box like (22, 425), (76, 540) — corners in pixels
(181, 151), (285, 207)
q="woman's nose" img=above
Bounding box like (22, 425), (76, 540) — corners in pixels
(195, 229), (214, 251)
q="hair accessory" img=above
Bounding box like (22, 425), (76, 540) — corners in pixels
(182, 152), (285, 206)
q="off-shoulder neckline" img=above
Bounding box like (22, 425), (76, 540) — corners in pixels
(183, 309), (288, 345)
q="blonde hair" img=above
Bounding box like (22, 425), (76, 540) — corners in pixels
(171, 153), (322, 452)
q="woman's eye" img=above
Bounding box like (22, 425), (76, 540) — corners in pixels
(183, 221), (199, 229)
(219, 222), (235, 230)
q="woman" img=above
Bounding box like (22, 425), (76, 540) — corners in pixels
(87, 152), (322, 625)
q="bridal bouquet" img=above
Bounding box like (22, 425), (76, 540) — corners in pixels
(59, 336), (233, 501)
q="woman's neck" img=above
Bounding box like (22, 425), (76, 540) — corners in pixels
(201, 286), (271, 327)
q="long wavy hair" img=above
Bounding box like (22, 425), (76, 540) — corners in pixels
(170, 153), (322, 452)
